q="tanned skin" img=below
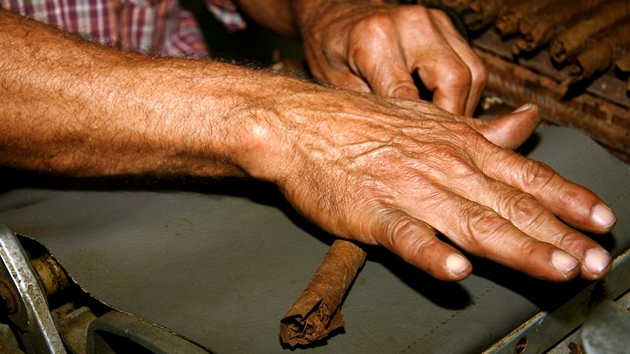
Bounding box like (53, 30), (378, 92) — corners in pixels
(238, 0), (487, 116)
(0, 7), (616, 283)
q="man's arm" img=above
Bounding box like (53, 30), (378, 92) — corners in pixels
(235, 0), (487, 116)
(0, 8), (254, 177)
(0, 9), (615, 282)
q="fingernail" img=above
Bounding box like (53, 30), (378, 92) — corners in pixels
(512, 103), (532, 113)
(552, 250), (579, 274)
(592, 204), (616, 229)
(446, 254), (470, 275)
(585, 248), (610, 275)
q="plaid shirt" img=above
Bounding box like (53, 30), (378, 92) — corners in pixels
(2, 0), (244, 57)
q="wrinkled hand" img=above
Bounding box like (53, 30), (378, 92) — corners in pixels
(299, 3), (487, 116)
(244, 84), (614, 282)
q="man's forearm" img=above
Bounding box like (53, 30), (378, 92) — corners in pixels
(0, 9), (286, 178)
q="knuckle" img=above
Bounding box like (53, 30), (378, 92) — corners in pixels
(464, 206), (506, 248)
(388, 218), (439, 263)
(449, 158), (478, 177)
(440, 63), (472, 90)
(404, 237), (440, 264)
(424, 144), (471, 171)
(467, 207), (502, 234)
(519, 159), (555, 189)
(557, 188), (583, 209)
(548, 229), (575, 250)
(354, 11), (395, 40)
(502, 192), (543, 225)
(384, 215), (417, 246)
(391, 219), (421, 244)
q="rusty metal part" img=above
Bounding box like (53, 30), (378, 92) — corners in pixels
(475, 48), (630, 163)
(30, 253), (72, 298)
(55, 305), (98, 354)
(0, 280), (18, 315)
(0, 223), (66, 353)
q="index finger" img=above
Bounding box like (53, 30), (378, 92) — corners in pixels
(393, 5), (473, 114)
(417, 54), (471, 115)
(428, 8), (487, 116)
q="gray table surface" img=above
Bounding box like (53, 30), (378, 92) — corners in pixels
(0, 126), (628, 353)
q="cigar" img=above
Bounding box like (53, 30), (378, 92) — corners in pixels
(495, 0), (560, 36)
(280, 240), (366, 347)
(550, 0), (630, 63)
(514, 0), (608, 55)
(566, 20), (630, 83)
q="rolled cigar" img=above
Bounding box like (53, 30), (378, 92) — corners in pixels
(280, 239), (366, 347)
(514, 0), (608, 55)
(615, 52), (630, 91)
(566, 20), (630, 83)
(551, 0), (630, 63)
(495, 0), (559, 36)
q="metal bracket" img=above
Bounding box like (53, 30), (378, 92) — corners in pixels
(87, 311), (210, 354)
(484, 246), (630, 354)
(0, 223), (66, 353)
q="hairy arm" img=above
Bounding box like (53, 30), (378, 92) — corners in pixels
(0, 8), (279, 177)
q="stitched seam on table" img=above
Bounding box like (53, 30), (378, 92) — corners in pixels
(399, 283), (496, 353)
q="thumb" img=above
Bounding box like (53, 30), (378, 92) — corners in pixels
(458, 103), (541, 150)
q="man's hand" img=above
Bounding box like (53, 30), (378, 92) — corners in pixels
(293, 2), (487, 116)
(239, 83), (614, 282)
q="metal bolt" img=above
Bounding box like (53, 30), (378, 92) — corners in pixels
(0, 280), (18, 315)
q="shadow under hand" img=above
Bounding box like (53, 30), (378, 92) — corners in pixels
(364, 244), (472, 310)
(466, 228), (614, 311)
